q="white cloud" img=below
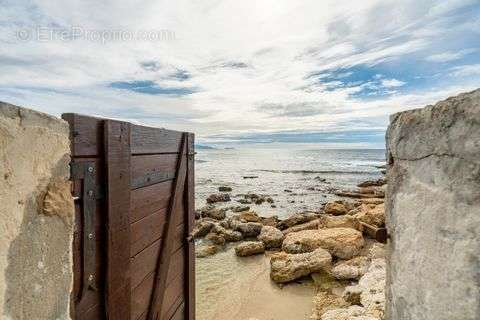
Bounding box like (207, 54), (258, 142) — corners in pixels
(380, 79), (406, 88)
(426, 49), (477, 63)
(450, 64), (480, 77)
(0, 0), (478, 140)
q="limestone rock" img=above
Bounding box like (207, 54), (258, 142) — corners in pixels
(282, 219), (319, 235)
(282, 228), (364, 259)
(310, 292), (349, 320)
(196, 244), (219, 258)
(218, 186), (232, 192)
(386, 89), (480, 320)
(270, 248), (332, 283)
(232, 221), (263, 237)
(351, 203), (385, 227)
(318, 215), (360, 230)
(206, 193), (231, 203)
(235, 241), (265, 257)
(277, 212), (318, 230)
(258, 226), (284, 248)
(321, 306), (378, 320)
(260, 215), (279, 227)
(203, 207), (227, 220)
(205, 232), (226, 245)
(192, 219), (215, 239)
(324, 202), (349, 215)
(331, 256), (370, 280)
(237, 211), (262, 222)
(357, 179), (386, 188)
(211, 224), (243, 242)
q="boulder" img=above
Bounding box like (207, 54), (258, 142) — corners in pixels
(211, 224), (243, 242)
(235, 241), (265, 257)
(321, 306), (378, 320)
(270, 248), (332, 283)
(203, 207), (227, 220)
(352, 203), (385, 227)
(196, 244), (219, 258)
(318, 215), (360, 230)
(357, 179), (386, 188)
(324, 202), (349, 215)
(232, 205), (250, 212)
(261, 215), (279, 227)
(192, 219), (215, 239)
(310, 292), (349, 320)
(282, 228), (364, 259)
(258, 226), (284, 248)
(206, 193), (231, 203)
(205, 232), (226, 245)
(331, 256), (370, 280)
(282, 219), (319, 235)
(238, 211), (262, 222)
(277, 212), (318, 230)
(232, 221), (263, 237)
(218, 186), (232, 192)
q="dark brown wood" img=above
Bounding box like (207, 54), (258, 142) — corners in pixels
(104, 120), (132, 319)
(66, 113), (195, 320)
(131, 125), (183, 155)
(185, 133), (195, 320)
(131, 154), (178, 189)
(360, 222), (388, 243)
(147, 134), (188, 320)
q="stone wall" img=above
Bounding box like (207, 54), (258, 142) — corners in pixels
(385, 89), (480, 320)
(0, 102), (74, 319)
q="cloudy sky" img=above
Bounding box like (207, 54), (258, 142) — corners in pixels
(1, 0), (479, 147)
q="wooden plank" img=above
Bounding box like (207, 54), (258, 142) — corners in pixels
(62, 113), (104, 157)
(132, 262), (185, 320)
(131, 125), (183, 155)
(185, 132), (195, 320)
(169, 303), (185, 320)
(131, 241), (186, 290)
(147, 134), (187, 320)
(131, 154), (178, 189)
(105, 120), (131, 319)
(130, 181), (173, 223)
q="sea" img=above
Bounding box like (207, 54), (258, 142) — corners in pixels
(194, 145), (386, 320)
(195, 145), (386, 219)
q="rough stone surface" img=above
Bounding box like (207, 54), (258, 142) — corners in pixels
(323, 202), (349, 215)
(282, 219), (319, 235)
(318, 215), (360, 230)
(196, 244), (219, 258)
(211, 224), (243, 242)
(232, 221), (263, 237)
(270, 248), (332, 283)
(350, 203), (385, 227)
(192, 219), (215, 239)
(235, 241), (265, 257)
(385, 89), (480, 320)
(282, 228), (364, 259)
(310, 292), (349, 320)
(257, 226), (284, 249)
(321, 306), (378, 320)
(331, 256), (370, 280)
(277, 212), (318, 230)
(0, 102), (74, 319)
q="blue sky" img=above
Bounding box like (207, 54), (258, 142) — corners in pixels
(0, 0), (479, 148)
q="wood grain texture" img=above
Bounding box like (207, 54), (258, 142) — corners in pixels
(131, 125), (183, 155)
(130, 181), (173, 223)
(148, 134), (187, 320)
(105, 120), (131, 319)
(185, 132), (195, 320)
(131, 154), (178, 189)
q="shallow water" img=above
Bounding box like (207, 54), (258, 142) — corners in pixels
(195, 147), (385, 319)
(196, 245), (315, 320)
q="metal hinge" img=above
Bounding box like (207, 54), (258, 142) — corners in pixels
(71, 162), (103, 298)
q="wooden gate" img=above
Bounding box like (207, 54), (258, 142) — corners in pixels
(63, 113), (195, 320)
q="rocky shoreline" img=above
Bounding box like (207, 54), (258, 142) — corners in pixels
(195, 177), (387, 320)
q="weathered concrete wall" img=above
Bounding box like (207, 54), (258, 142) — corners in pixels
(385, 89), (480, 320)
(0, 102), (74, 319)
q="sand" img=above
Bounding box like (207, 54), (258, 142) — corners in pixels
(196, 244), (315, 320)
